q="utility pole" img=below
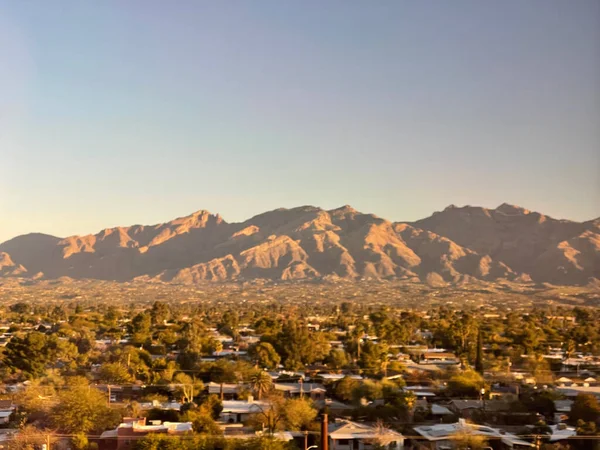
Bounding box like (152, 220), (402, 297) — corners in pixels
(107, 384), (111, 407)
(192, 374), (196, 401)
(534, 434), (541, 450)
(320, 414), (328, 450)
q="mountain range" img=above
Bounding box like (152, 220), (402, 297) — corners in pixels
(1, 204), (598, 286)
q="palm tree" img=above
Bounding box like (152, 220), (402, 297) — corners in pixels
(250, 370), (273, 400)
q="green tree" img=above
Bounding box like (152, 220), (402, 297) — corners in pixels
(181, 394), (224, 434)
(253, 317), (282, 337)
(249, 342), (281, 370)
(569, 394), (600, 425)
(218, 310), (239, 338)
(191, 414), (222, 436)
(452, 430), (488, 450)
(352, 379), (383, 404)
(522, 391), (558, 420)
(273, 321), (330, 370)
(282, 398), (317, 431)
(3, 332), (51, 378)
(14, 381), (57, 426)
(335, 376), (359, 403)
(131, 312), (152, 345)
(244, 436), (297, 450)
(173, 372), (203, 403)
(447, 370), (485, 398)
(133, 434), (193, 450)
(104, 306), (120, 324)
(10, 425), (57, 450)
(10, 302), (30, 314)
(248, 395), (286, 435)
(359, 341), (389, 375)
(209, 360), (239, 400)
(449, 313), (478, 357)
(326, 349), (349, 370)
(99, 362), (134, 384)
(575, 420), (600, 450)
(151, 302), (171, 325)
(50, 385), (121, 433)
(71, 432), (89, 450)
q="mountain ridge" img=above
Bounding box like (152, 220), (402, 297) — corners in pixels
(1, 204), (598, 286)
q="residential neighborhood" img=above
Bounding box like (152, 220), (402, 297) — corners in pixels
(0, 287), (597, 450)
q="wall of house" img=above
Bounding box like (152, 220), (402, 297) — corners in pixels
(330, 439), (402, 450)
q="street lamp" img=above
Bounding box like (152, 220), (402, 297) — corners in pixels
(480, 388), (486, 413)
(304, 430), (319, 450)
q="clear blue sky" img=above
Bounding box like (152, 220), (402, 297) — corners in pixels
(1, 0), (599, 242)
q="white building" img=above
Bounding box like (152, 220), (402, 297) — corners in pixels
(414, 419), (533, 450)
(548, 424), (577, 443)
(328, 419), (404, 450)
(219, 399), (270, 423)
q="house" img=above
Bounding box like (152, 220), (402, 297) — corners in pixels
(274, 382), (326, 401)
(95, 384), (124, 403)
(546, 316), (576, 324)
(556, 377), (573, 386)
(448, 400), (484, 418)
(330, 340), (345, 350)
(556, 385), (600, 399)
(448, 399), (510, 419)
(413, 419), (533, 450)
(314, 398), (354, 417)
(430, 404), (454, 417)
(395, 352), (411, 361)
(0, 400), (15, 424)
(212, 350), (248, 359)
(403, 360), (443, 375)
(328, 419), (404, 450)
(219, 399), (270, 423)
(405, 386), (438, 400)
(139, 400), (182, 411)
(317, 374), (364, 382)
(490, 384), (519, 400)
(553, 399), (573, 423)
(548, 424), (577, 442)
(207, 382), (245, 399)
(98, 417), (192, 450)
(420, 352), (459, 365)
(240, 335), (261, 345)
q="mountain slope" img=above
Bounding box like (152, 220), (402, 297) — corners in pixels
(1, 204), (597, 285)
(412, 204), (598, 285)
(0, 252), (28, 277)
(393, 224), (515, 282)
(532, 219), (600, 285)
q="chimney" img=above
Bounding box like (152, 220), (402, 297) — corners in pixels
(321, 414), (328, 450)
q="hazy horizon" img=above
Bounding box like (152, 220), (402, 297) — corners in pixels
(2, 0), (599, 243)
